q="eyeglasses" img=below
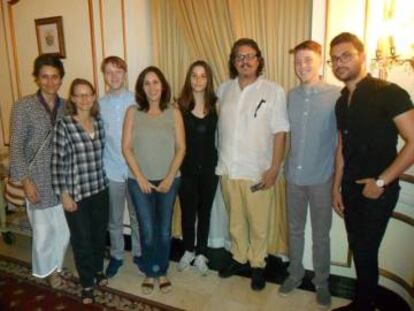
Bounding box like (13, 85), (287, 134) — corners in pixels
(327, 52), (358, 66)
(72, 94), (94, 99)
(235, 53), (257, 62)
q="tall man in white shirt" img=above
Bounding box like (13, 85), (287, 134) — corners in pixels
(217, 38), (290, 291)
(99, 56), (142, 278)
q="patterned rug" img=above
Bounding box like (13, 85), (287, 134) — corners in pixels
(0, 254), (183, 311)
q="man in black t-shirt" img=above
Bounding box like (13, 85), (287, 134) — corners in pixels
(329, 32), (414, 311)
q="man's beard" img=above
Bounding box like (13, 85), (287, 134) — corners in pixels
(334, 65), (360, 82)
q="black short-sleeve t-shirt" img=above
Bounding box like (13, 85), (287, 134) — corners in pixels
(335, 74), (413, 182)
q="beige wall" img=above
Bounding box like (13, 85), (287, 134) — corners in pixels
(0, 0), (152, 147)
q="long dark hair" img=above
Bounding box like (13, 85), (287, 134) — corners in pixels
(135, 66), (171, 112)
(67, 78), (99, 117)
(177, 60), (217, 114)
(228, 38), (264, 79)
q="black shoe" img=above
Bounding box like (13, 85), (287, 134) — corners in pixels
(250, 268), (265, 291)
(219, 259), (249, 278)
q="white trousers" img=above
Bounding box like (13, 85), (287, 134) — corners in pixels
(26, 202), (70, 278)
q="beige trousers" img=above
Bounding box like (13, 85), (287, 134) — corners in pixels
(220, 175), (273, 268)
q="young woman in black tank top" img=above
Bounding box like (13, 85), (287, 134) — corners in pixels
(177, 60), (218, 275)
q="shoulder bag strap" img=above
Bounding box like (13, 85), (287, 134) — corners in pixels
(28, 130), (52, 170)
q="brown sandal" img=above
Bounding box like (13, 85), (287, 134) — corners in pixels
(141, 278), (155, 295)
(159, 277), (172, 294)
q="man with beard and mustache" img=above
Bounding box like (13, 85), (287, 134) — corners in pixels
(329, 32), (414, 311)
(216, 38), (289, 291)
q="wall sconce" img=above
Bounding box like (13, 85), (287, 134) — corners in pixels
(371, 36), (414, 80)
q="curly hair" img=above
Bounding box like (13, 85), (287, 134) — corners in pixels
(228, 38), (264, 79)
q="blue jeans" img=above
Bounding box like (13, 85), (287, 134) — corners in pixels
(128, 177), (180, 277)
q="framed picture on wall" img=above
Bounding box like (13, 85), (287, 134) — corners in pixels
(34, 16), (66, 58)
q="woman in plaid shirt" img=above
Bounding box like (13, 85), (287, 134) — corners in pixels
(52, 78), (109, 304)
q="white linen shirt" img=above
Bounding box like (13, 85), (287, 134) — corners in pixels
(216, 77), (289, 181)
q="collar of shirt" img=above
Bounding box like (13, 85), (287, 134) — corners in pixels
(235, 76), (264, 91)
(37, 89), (62, 125)
(340, 73), (372, 96)
(297, 80), (327, 96)
(100, 88), (132, 103)
(106, 88), (129, 98)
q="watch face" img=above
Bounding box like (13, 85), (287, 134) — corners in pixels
(376, 179), (385, 187)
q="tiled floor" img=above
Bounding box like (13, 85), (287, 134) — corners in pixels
(0, 234), (350, 310)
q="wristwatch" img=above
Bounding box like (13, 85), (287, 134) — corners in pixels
(375, 178), (385, 188)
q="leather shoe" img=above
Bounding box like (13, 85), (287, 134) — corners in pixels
(219, 259), (249, 278)
(250, 268), (266, 291)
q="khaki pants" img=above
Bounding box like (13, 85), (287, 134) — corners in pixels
(220, 175), (273, 268)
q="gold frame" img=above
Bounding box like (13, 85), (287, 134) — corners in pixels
(34, 16), (66, 58)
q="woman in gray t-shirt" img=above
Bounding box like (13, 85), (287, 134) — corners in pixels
(122, 66), (185, 295)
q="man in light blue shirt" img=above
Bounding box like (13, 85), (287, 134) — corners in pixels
(279, 41), (340, 307)
(99, 56), (142, 277)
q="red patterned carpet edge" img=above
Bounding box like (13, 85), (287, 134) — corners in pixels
(0, 254), (184, 311)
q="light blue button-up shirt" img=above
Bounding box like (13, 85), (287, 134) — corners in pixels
(99, 89), (134, 182)
(285, 81), (340, 186)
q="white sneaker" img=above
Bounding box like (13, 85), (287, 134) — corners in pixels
(193, 254), (209, 276)
(177, 251), (195, 272)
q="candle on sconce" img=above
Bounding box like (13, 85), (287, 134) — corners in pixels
(388, 35), (396, 57)
(377, 37), (385, 59)
(376, 48), (382, 60)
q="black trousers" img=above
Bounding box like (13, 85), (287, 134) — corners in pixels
(179, 171), (218, 255)
(65, 189), (109, 288)
(342, 182), (399, 310)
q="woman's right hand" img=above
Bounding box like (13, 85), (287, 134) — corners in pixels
(136, 176), (156, 194)
(22, 178), (40, 204)
(61, 192), (78, 212)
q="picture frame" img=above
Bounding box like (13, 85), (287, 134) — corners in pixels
(34, 16), (66, 58)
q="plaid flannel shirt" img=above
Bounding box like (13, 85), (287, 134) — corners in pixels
(52, 115), (108, 202)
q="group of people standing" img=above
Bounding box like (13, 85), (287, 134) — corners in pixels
(8, 31), (414, 311)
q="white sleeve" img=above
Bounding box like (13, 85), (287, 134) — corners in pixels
(270, 86), (290, 134)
